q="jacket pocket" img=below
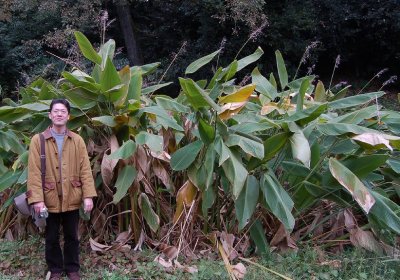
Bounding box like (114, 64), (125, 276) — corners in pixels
(44, 182), (56, 190)
(69, 177), (83, 207)
(43, 180), (58, 209)
(71, 180), (82, 188)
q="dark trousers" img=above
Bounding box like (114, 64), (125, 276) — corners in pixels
(45, 210), (80, 273)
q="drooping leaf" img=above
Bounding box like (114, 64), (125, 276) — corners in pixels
(328, 105), (377, 124)
(12, 151), (29, 171)
(214, 136), (231, 166)
(369, 190), (400, 234)
(288, 76), (315, 91)
(207, 67), (223, 90)
(170, 140), (203, 171)
(230, 121), (276, 134)
(218, 84), (256, 104)
(74, 31), (102, 65)
(131, 62), (160, 76)
(198, 118), (215, 145)
(113, 165), (137, 204)
(281, 161), (311, 178)
(251, 67), (277, 100)
(352, 133), (393, 151)
(183, 78), (221, 111)
(202, 184), (216, 217)
(235, 175), (260, 230)
(204, 144), (216, 191)
(260, 174), (295, 232)
(0, 130), (25, 154)
(141, 106), (184, 131)
(225, 134), (264, 159)
(64, 88), (97, 110)
(220, 60), (238, 82)
(237, 47), (264, 71)
(331, 85), (351, 100)
(91, 116), (117, 127)
(142, 82), (173, 95)
(329, 158), (375, 213)
(135, 132), (163, 153)
(249, 219), (269, 255)
(275, 50), (288, 90)
(317, 123), (376, 136)
(286, 103), (327, 126)
(185, 49), (220, 74)
(0, 170), (22, 192)
(179, 78), (212, 110)
(221, 149), (248, 199)
(155, 96), (190, 113)
(108, 140), (137, 160)
(264, 132), (290, 160)
(139, 193), (160, 232)
(387, 158), (400, 174)
(329, 91), (385, 109)
(0, 103), (49, 123)
(289, 123), (311, 168)
(62, 71), (100, 92)
(323, 155), (389, 186)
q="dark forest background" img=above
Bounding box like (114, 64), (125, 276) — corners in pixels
(0, 0), (399, 98)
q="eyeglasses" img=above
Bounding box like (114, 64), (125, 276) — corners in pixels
(52, 110), (68, 115)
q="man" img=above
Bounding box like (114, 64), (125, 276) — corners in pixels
(27, 99), (97, 280)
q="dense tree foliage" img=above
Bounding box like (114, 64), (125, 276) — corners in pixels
(0, 0), (399, 97)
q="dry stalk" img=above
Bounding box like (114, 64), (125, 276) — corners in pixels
(177, 200), (196, 259)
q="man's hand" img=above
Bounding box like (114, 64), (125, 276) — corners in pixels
(83, 198), (93, 213)
(33, 201), (45, 214)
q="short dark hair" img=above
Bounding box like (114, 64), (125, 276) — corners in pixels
(49, 99), (70, 113)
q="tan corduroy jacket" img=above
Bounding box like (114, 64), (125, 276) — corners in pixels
(27, 127), (97, 213)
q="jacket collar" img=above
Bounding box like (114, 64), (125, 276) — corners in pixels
(42, 126), (73, 139)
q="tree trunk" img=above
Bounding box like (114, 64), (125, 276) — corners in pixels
(115, 1), (143, 66)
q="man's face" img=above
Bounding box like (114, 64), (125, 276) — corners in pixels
(49, 103), (69, 127)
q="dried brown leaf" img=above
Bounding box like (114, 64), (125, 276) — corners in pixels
(101, 135), (119, 187)
(116, 231), (130, 244)
(162, 128), (177, 154)
(90, 238), (111, 252)
(270, 224), (298, 253)
(343, 209), (357, 231)
(173, 180), (198, 223)
(154, 255), (173, 268)
(135, 145), (150, 174)
(232, 262), (246, 279)
(220, 232), (238, 260)
(150, 150), (171, 162)
(350, 228), (383, 255)
(153, 160), (173, 190)
(164, 245), (179, 260)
